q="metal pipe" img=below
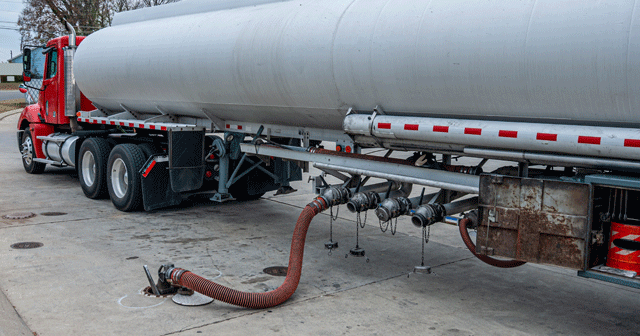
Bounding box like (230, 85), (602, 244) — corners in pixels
(442, 197), (479, 217)
(64, 22), (78, 118)
(65, 22), (76, 48)
(241, 143), (479, 193)
(314, 163), (479, 194)
(463, 148), (640, 171)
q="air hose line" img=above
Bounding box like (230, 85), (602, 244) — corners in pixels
(458, 218), (526, 268)
(169, 198), (329, 309)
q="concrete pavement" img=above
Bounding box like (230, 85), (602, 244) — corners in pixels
(0, 112), (639, 336)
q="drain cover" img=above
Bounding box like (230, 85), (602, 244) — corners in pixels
(40, 212), (67, 216)
(172, 292), (214, 306)
(2, 212), (36, 220)
(10, 242), (43, 249)
(263, 266), (288, 276)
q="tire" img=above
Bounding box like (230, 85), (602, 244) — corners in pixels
(137, 143), (162, 160)
(20, 129), (46, 174)
(78, 138), (111, 199)
(107, 144), (145, 211)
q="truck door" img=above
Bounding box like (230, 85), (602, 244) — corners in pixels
(41, 48), (59, 124)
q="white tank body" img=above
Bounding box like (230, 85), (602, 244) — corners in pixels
(74, 0), (640, 131)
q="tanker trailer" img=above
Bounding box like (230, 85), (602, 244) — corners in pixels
(17, 0), (640, 303)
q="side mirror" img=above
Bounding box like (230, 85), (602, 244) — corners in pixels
(18, 84), (27, 94)
(22, 48), (31, 81)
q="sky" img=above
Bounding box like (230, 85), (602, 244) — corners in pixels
(0, 0), (24, 62)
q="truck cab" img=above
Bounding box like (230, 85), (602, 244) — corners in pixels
(18, 35), (93, 173)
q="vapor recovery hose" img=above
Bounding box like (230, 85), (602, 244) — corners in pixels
(458, 218), (526, 268)
(169, 198), (329, 309)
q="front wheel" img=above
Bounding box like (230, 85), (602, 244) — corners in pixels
(20, 129), (46, 174)
(107, 144), (145, 211)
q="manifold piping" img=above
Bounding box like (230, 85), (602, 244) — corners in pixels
(169, 198), (329, 309)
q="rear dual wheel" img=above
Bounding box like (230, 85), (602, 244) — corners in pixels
(78, 138), (111, 199)
(107, 144), (146, 212)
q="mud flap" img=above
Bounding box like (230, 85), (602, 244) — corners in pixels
(168, 128), (205, 193)
(140, 155), (182, 211)
(16, 130), (24, 152)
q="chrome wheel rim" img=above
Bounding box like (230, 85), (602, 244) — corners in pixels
(111, 158), (128, 199)
(81, 151), (96, 187)
(21, 136), (34, 165)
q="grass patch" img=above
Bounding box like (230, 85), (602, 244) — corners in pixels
(0, 83), (21, 90)
(0, 99), (26, 113)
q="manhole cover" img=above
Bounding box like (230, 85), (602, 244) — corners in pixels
(10, 242), (43, 249)
(172, 292), (214, 306)
(2, 212), (36, 220)
(40, 212), (67, 216)
(263, 266), (288, 276)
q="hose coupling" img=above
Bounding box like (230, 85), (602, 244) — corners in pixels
(320, 186), (352, 207)
(346, 191), (380, 213)
(375, 197), (412, 222)
(411, 203), (446, 227)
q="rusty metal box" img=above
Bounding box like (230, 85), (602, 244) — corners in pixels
(477, 175), (592, 269)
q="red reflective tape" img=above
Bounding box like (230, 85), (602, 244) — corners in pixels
(433, 125), (449, 133)
(536, 133), (557, 141)
(150, 125), (156, 130)
(378, 123), (392, 129)
(92, 120), (98, 124)
(464, 128), (482, 135)
(129, 123), (134, 127)
(110, 121), (115, 125)
(142, 160), (156, 178)
(404, 124), (419, 131)
(624, 139), (640, 147)
(578, 136), (601, 145)
(237, 125), (243, 130)
(226, 124), (230, 129)
(101, 120), (106, 124)
(499, 130), (518, 138)
(161, 126), (167, 131)
(119, 122), (125, 126)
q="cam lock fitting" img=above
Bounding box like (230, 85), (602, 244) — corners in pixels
(320, 186), (352, 207)
(347, 191), (381, 213)
(411, 203), (446, 227)
(375, 197), (412, 222)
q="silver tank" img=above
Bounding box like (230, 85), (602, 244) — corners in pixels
(74, 0), (640, 130)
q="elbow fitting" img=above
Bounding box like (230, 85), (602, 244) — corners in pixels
(347, 191), (380, 213)
(375, 197), (412, 222)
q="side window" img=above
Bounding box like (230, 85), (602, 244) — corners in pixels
(45, 50), (57, 79)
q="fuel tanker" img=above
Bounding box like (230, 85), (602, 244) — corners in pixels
(16, 0), (640, 307)
(76, 0), (640, 129)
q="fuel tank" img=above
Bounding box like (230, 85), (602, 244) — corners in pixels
(74, 0), (640, 130)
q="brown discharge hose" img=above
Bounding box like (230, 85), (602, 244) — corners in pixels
(169, 198), (329, 309)
(458, 218), (526, 268)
